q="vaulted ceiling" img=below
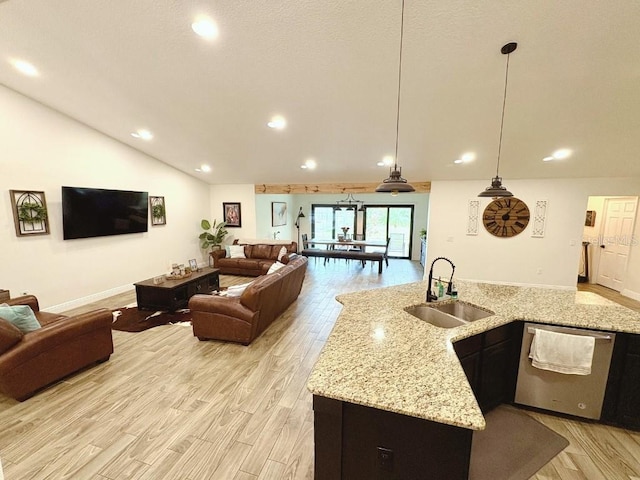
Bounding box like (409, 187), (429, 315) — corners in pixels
(2, 0), (639, 185)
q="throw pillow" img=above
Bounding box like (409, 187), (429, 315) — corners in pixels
(277, 246), (287, 261)
(267, 261), (286, 274)
(229, 245), (246, 259)
(226, 282), (252, 297)
(0, 318), (23, 354)
(225, 245), (231, 257)
(0, 305), (42, 333)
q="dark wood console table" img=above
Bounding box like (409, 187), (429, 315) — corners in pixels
(134, 267), (220, 311)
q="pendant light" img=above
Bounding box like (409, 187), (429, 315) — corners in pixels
(478, 42), (518, 198)
(376, 0), (415, 194)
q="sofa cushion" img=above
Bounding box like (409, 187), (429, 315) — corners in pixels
(0, 318), (23, 354)
(267, 261), (286, 274)
(0, 304), (42, 333)
(226, 282), (253, 297)
(229, 245), (246, 258)
(277, 246), (287, 261)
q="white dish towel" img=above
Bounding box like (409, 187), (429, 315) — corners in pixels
(529, 328), (595, 375)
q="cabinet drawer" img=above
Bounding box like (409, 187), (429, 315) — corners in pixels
(453, 335), (482, 358)
(484, 323), (513, 347)
(626, 334), (640, 355)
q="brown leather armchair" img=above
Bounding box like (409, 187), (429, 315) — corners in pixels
(0, 295), (114, 401)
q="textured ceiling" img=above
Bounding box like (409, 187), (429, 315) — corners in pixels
(1, 0), (639, 185)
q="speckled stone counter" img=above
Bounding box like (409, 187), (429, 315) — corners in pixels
(307, 280), (640, 431)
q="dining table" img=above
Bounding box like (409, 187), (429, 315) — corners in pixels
(309, 238), (387, 250)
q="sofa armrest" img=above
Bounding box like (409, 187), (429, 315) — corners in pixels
(210, 249), (227, 267)
(0, 309), (112, 368)
(189, 294), (254, 320)
(5, 295), (40, 312)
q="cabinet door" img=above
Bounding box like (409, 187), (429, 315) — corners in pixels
(459, 352), (481, 397)
(479, 340), (512, 413)
(615, 335), (640, 429)
(617, 352), (640, 429)
(454, 335), (482, 397)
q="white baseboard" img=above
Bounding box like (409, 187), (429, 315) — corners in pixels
(621, 289), (640, 302)
(44, 284), (135, 314)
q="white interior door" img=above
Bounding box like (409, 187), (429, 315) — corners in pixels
(596, 197), (638, 291)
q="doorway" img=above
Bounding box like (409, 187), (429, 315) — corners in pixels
(596, 197), (638, 291)
(582, 196), (638, 292)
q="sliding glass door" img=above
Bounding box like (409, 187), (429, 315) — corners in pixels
(364, 205), (414, 258)
(311, 205), (356, 240)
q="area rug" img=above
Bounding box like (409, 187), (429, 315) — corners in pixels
(469, 405), (569, 480)
(111, 306), (192, 332)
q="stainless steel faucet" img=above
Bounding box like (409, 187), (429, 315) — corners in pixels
(427, 257), (455, 302)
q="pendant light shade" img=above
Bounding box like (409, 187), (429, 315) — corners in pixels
(376, 0), (415, 194)
(478, 42), (518, 198)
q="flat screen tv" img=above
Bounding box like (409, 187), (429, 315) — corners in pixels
(62, 186), (149, 240)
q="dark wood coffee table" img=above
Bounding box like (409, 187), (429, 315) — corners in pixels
(134, 267), (220, 311)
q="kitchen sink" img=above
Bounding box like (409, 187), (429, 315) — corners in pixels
(405, 301), (494, 328)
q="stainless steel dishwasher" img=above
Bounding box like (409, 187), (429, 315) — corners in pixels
(514, 322), (616, 420)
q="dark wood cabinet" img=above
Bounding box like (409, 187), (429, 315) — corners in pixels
(453, 323), (519, 413)
(313, 396), (472, 480)
(603, 333), (640, 430)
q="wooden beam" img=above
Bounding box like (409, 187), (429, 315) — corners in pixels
(254, 182), (431, 194)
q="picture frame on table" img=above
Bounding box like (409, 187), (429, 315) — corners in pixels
(223, 202), (242, 227)
(272, 201), (287, 227)
(189, 258), (198, 272)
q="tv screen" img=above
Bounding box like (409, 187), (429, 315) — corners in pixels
(62, 186), (149, 240)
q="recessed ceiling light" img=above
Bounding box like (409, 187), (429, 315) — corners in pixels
(131, 129), (153, 140)
(301, 159), (316, 170)
(192, 17), (219, 39)
(454, 152), (476, 164)
(10, 58), (39, 77)
(267, 116), (286, 130)
(200, 164), (212, 173)
(552, 148), (572, 160)
(542, 156), (554, 162)
(378, 155), (394, 167)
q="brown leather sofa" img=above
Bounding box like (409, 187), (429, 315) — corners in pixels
(0, 295), (114, 401)
(210, 240), (298, 276)
(189, 255), (308, 345)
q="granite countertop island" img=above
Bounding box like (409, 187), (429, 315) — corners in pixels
(307, 280), (640, 431)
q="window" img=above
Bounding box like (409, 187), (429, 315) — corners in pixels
(311, 205), (356, 239)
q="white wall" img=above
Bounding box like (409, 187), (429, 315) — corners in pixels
(255, 194), (295, 241)
(1, 85), (211, 310)
(209, 184), (257, 244)
(427, 178), (640, 292)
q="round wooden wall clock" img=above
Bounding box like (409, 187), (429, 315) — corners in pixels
(482, 197), (530, 237)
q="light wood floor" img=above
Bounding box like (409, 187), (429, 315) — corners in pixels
(1, 262), (640, 479)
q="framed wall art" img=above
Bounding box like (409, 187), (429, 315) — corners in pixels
(272, 202), (287, 227)
(150, 196), (166, 225)
(223, 202), (242, 227)
(10, 190), (50, 236)
(585, 210), (596, 227)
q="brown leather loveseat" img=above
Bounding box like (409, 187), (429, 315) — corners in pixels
(210, 240), (298, 276)
(0, 295), (114, 401)
(189, 255), (308, 345)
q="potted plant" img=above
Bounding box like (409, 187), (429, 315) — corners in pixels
(199, 219), (228, 250)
